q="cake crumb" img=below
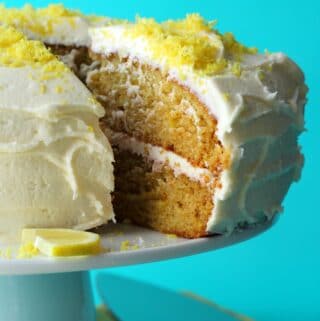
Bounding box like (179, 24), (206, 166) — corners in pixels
(55, 85), (64, 93)
(120, 240), (139, 251)
(17, 242), (39, 259)
(87, 125), (94, 133)
(0, 247), (13, 259)
(231, 62), (242, 77)
(166, 233), (177, 239)
(40, 83), (47, 94)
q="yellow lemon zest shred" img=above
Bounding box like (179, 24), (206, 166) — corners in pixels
(0, 25), (68, 81)
(124, 13), (258, 77)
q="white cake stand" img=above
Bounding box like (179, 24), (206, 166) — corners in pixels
(0, 221), (274, 321)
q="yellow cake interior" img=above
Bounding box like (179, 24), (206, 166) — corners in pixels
(87, 53), (230, 238)
(39, 14), (235, 238)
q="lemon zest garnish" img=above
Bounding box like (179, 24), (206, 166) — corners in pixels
(222, 93), (230, 101)
(126, 14), (223, 76)
(0, 4), (124, 36)
(0, 247), (12, 259)
(88, 96), (100, 106)
(0, 26), (68, 81)
(39, 83), (47, 94)
(0, 4), (80, 37)
(166, 234), (177, 239)
(124, 13), (258, 77)
(120, 240), (139, 251)
(87, 125), (94, 133)
(231, 62), (242, 77)
(55, 85), (64, 93)
(221, 32), (257, 58)
(17, 242), (39, 259)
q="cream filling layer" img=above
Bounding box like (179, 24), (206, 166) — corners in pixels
(107, 130), (215, 186)
(107, 129), (301, 234)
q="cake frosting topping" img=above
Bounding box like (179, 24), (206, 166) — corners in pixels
(0, 25), (68, 76)
(0, 26), (114, 238)
(94, 14), (257, 78)
(124, 14), (258, 76)
(0, 4), (115, 46)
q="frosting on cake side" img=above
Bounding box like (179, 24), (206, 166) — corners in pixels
(0, 26), (114, 237)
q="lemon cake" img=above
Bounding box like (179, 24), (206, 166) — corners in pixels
(0, 25), (114, 239)
(0, 5), (307, 238)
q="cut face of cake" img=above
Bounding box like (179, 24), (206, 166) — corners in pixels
(0, 25), (114, 238)
(88, 17), (307, 237)
(0, 5), (308, 238)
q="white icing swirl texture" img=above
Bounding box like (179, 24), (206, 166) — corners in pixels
(0, 64), (114, 237)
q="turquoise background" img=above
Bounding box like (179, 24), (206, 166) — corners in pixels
(8, 0), (319, 320)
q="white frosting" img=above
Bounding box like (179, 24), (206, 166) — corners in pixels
(90, 25), (307, 234)
(21, 16), (93, 47)
(0, 7), (112, 47)
(0, 67), (105, 117)
(0, 57), (114, 238)
(0, 16), (110, 47)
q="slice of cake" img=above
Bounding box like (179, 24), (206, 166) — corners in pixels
(0, 5), (308, 238)
(87, 16), (307, 237)
(0, 25), (114, 238)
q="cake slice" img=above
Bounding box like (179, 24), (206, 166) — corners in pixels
(87, 16), (307, 237)
(0, 5), (308, 238)
(0, 25), (114, 239)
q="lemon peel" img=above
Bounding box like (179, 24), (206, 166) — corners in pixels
(21, 228), (102, 257)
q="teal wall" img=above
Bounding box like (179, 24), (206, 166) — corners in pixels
(7, 1), (319, 320)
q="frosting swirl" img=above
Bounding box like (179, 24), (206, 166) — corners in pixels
(0, 26), (114, 237)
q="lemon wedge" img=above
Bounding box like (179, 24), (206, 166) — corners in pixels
(21, 229), (101, 257)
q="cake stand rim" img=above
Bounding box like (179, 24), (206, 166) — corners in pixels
(0, 218), (276, 276)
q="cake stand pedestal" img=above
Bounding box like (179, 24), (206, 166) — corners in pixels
(0, 272), (95, 321)
(0, 221), (274, 321)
